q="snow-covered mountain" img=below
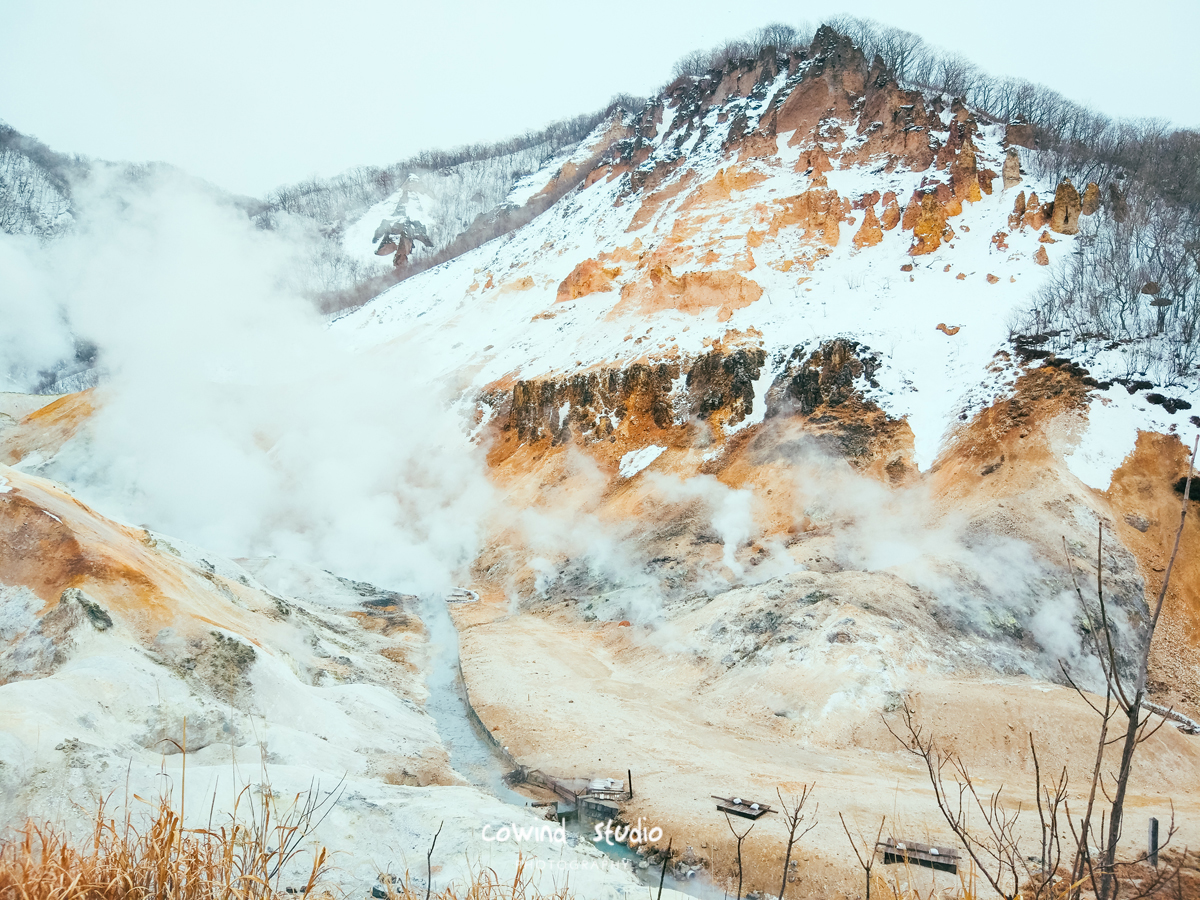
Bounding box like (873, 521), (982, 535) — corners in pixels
(325, 25), (1200, 867)
(2, 22), (1200, 899)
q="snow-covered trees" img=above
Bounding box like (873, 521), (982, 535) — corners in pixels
(0, 123), (75, 238)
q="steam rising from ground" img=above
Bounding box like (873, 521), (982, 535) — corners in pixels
(786, 441), (1111, 681)
(513, 433), (1112, 681)
(0, 172), (1125, 682)
(0, 169), (493, 593)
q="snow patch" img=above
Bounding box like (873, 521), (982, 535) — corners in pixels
(1065, 390), (1143, 490)
(619, 445), (665, 479)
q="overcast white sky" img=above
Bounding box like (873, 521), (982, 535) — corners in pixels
(2, 0), (1198, 197)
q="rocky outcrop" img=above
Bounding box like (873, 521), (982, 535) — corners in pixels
(949, 134), (982, 203)
(496, 346), (769, 447)
(880, 196), (901, 230)
(1049, 179), (1081, 234)
(685, 347), (767, 428)
(795, 145), (834, 177)
(1109, 184), (1129, 222)
(765, 340), (880, 418)
(906, 192), (955, 256)
(768, 188), (850, 247)
(1034, 246), (1050, 265)
(1023, 192), (1050, 231)
(610, 267), (763, 322)
(1005, 120), (1036, 149)
(852, 205), (883, 249)
(773, 29), (871, 141)
(1009, 190), (1026, 230)
(759, 340), (913, 474)
(1081, 181), (1100, 216)
(506, 362), (680, 445)
(557, 259), (621, 302)
(1002, 148), (1021, 190)
(372, 218), (433, 267)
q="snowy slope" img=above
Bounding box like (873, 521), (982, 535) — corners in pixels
(340, 115), (627, 271)
(332, 49), (1197, 485)
(334, 102), (1060, 468)
(0, 465), (641, 898)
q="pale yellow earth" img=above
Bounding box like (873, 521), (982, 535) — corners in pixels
(455, 595), (1200, 897)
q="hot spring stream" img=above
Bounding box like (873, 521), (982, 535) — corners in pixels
(420, 596), (726, 900)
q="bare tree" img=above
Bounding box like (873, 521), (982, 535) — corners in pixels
(840, 813), (886, 900)
(724, 811), (756, 900)
(889, 436), (1199, 900)
(1061, 437), (1198, 900)
(777, 785), (818, 899)
(757, 22), (801, 52)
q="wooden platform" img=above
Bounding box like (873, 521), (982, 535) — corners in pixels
(878, 838), (959, 873)
(580, 797), (620, 821)
(510, 767), (633, 805)
(712, 796), (774, 819)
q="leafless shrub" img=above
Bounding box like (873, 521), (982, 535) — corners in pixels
(886, 439), (1199, 900)
(777, 785), (818, 899)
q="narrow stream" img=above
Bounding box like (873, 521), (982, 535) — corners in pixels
(419, 595), (529, 805)
(420, 596), (728, 900)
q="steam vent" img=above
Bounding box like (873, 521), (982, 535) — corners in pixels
(2, 14), (1200, 900)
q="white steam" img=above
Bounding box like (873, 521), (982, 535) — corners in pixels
(1, 168), (493, 593)
(645, 471), (755, 579)
(785, 439), (1104, 678)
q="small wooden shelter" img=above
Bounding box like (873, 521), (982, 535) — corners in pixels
(878, 838), (959, 873)
(712, 796), (774, 820)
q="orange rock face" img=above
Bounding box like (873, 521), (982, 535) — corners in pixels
(987, 274), (1000, 284)
(1034, 246), (1050, 266)
(852, 205), (884, 249)
(991, 230), (1009, 251)
(1023, 193), (1049, 231)
(907, 192), (954, 256)
(683, 166), (768, 209)
(936, 323), (960, 335)
(1081, 181), (1101, 216)
(768, 188), (850, 247)
(609, 266), (763, 322)
(557, 259), (621, 303)
(853, 190), (881, 210)
(880, 199), (901, 230)
(1009, 191), (1027, 230)
(901, 192), (921, 231)
(1049, 178), (1082, 235)
(949, 135), (982, 204)
(794, 144), (834, 177)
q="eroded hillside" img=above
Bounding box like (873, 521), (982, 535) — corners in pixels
(3, 22), (1199, 900)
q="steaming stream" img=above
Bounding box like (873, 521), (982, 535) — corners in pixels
(419, 596), (724, 900)
(419, 595), (528, 805)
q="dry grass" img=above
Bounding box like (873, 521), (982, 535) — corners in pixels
(378, 859), (572, 900)
(0, 787), (331, 900)
(0, 793), (574, 900)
